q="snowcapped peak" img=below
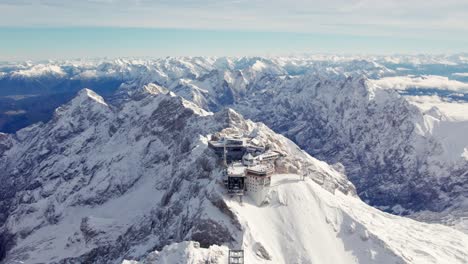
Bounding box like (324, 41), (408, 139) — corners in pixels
(132, 83), (174, 100)
(133, 84), (204, 113)
(52, 88), (112, 124)
(226, 107), (239, 115)
(2, 55), (468, 264)
(424, 106), (445, 120)
(251, 60), (268, 71)
(180, 97), (212, 117)
(249, 59), (286, 76)
(113, 82), (174, 104)
(215, 107), (245, 125)
(75, 88), (109, 106)
(11, 64), (66, 78)
(213, 57), (234, 70)
(142, 83), (170, 95)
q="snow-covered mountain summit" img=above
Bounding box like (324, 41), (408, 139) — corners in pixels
(1, 55), (468, 263)
(1, 88), (467, 264)
(152, 64), (467, 219)
(233, 73), (468, 214)
(1, 56), (468, 214)
(0, 87), (350, 263)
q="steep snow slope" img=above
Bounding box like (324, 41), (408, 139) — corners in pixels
(122, 242), (228, 264)
(228, 175), (468, 264)
(413, 105), (468, 162)
(407, 95), (468, 121)
(155, 64), (468, 229)
(1, 88), (467, 263)
(152, 59), (468, 221)
(126, 174), (468, 264)
(1, 56), (468, 232)
(206, 72), (467, 215)
(0, 88), (228, 263)
(0, 87), (353, 263)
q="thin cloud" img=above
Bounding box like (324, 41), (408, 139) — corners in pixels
(373, 75), (468, 92)
(0, 0), (468, 41)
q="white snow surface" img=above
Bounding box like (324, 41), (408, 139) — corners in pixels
(405, 96), (468, 161)
(228, 174), (468, 264)
(122, 241), (228, 264)
(0, 88), (352, 263)
(1, 88), (467, 263)
(10, 64), (66, 78)
(1, 55), (468, 263)
(126, 174), (468, 264)
(407, 95), (468, 121)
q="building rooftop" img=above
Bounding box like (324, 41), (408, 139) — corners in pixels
(257, 150), (282, 160)
(209, 137), (246, 148)
(246, 164), (274, 176)
(244, 153), (254, 160)
(227, 162), (246, 177)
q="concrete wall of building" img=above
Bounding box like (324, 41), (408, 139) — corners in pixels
(246, 176), (271, 205)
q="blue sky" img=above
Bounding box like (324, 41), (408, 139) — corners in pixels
(1, 0), (468, 60)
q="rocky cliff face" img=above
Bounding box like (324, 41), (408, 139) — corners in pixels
(3, 56), (464, 217)
(230, 73), (468, 214)
(1, 57), (468, 263)
(167, 66), (468, 215)
(0, 87), (353, 263)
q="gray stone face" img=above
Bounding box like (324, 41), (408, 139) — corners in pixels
(1, 57), (467, 262)
(0, 89), (230, 263)
(253, 242), (272, 260)
(224, 75), (468, 214)
(0, 87), (350, 263)
(1, 57), (465, 218)
(143, 60), (467, 215)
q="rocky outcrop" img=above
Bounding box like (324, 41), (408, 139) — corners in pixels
(222, 73), (468, 214)
(0, 87), (353, 263)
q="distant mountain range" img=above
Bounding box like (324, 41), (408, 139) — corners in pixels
(1, 55), (468, 263)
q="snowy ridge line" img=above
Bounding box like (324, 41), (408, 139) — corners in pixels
(126, 174), (468, 264)
(0, 55), (467, 262)
(1, 55), (468, 83)
(1, 55), (467, 220)
(0, 87), (352, 263)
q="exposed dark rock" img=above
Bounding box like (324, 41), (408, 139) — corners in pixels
(190, 219), (234, 248)
(253, 242), (272, 260)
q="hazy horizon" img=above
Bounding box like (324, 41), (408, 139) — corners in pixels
(1, 0), (468, 60)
